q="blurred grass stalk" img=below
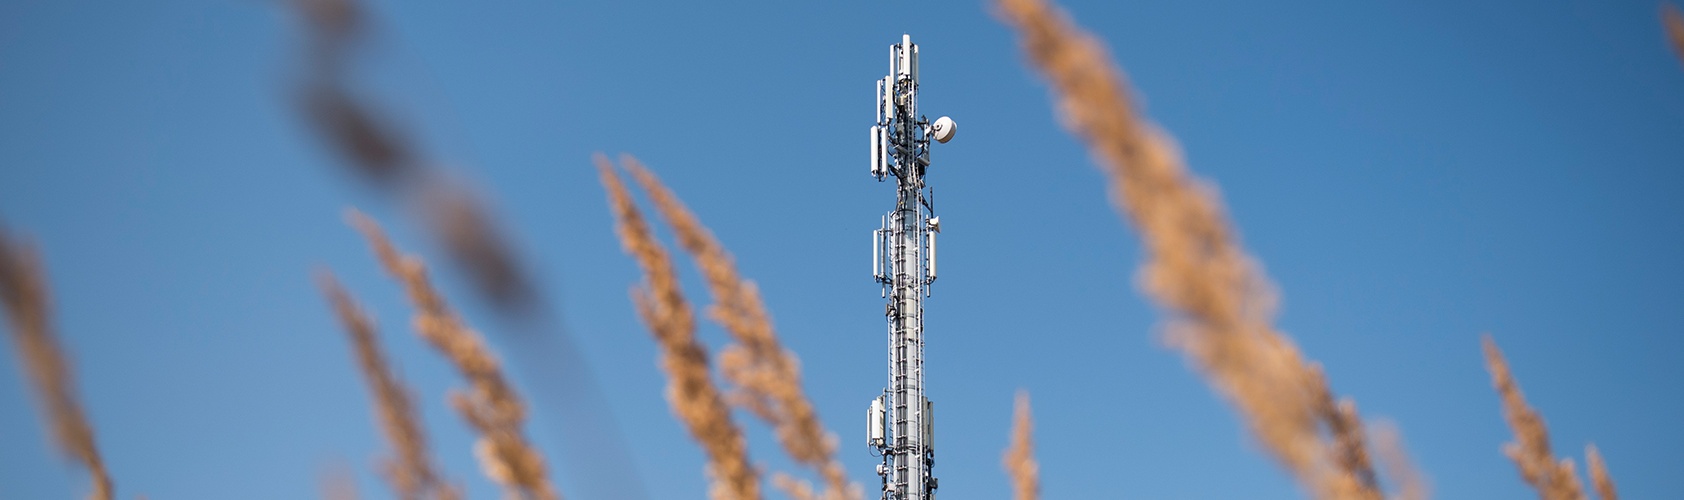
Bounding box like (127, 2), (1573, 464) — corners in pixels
(994, 0), (1408, 497)
(290, 0), (535, 312)
(1483, 335), (1619, 500)
(349, 210), (560, 500)
(1586, 445), (1618, 500)
(1664, 4), (1684, 66)
(1370, 421), (1429, 500)
(320, 462), (363, 500)
(0, 226), (113, 500)
(1002, 391), (1040, 500)
(598, 156), (760, 500)
(318, 271), (460, 500)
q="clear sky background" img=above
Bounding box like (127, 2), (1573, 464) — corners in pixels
(2, 0), (1682, 498)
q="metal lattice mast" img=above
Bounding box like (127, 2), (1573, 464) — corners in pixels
(867, 34), (956, 500)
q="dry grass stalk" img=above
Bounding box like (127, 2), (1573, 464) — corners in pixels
(317, 271), (460, 500)
(620, 155), (857, 500)
(291, 0), (534, 310)
(1482, 335), (1585, 500)
(1371, 421), (1429, 500)
(1585, 445), (1617, 500)
(995, 0), (1384, 497)
(321, 462), (362, 500)
(347, 210), (559, 500)
(770, 472), (818, 500)
(1665, 4), (1684, 66)
(0, 227), (113, 500)
(414, 183), (534, 310)
(1310, 365), (1380, 493)
(1002, 391), (1040, 500)
(597, 156), (759, 500)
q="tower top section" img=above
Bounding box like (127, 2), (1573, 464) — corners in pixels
(870, 34), (956, 183)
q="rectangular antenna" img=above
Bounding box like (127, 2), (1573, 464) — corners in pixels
(868, 397), (885, 447)
(924, 398), (934, 452)
(911, 43), (920, 84)
(927, 230), (936, 281)
(889, 45), (897, 79)
(872, 229), (881, 279)
(881, 77), (893, 123)
(875, 125), (889, 175)
(900, 34), (913, 80)
(884, 126), (891, 172)
(876, 79), (885, 124)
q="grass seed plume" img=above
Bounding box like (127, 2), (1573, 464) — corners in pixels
(1665, 3), (1684, 67)
(348, 210), (559, 500)
(1002, 391), (1040, 500)
(1482, 335), (1589, 500)
(622, 155), (857, 500)
(1372, 421), (1429, 500)
(770, 473), (820, 500)
(321, 461), (364, 500)
(1310, 365), (1380, 493)
(1585, 445), (1617, 500)
(995, 0), (1386, 497)
(598, 156), (759, 500)
(0, 226), (114, 500)
(318, 271), (460, 500)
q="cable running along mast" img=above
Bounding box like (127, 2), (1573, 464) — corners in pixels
(867, 33), (956, 500)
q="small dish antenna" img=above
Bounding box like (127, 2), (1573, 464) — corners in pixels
(931, 116), (956, 143)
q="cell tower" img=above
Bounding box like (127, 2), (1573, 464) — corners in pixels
(867, 34), (956, 500)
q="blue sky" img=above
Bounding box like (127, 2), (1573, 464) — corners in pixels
(3, 0), (1682, 498)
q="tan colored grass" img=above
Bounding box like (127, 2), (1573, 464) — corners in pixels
(597, 155), (760, 500)
(317, 271), (459, 500)
(995, 0), (1385, 497)
(1002, 391), (1040, 500)
(0, 227), (113, 500)
(1585, 445), (1617, 500)
(1664, 4), (1684, 66)
(1371, 421), (1429, 500)
(347, 210), (558, 500)
(770, 472), (819, 500)
(620, 155), (857, 500)
(1309, 365), (1380, 495)
(1482, 335), (1585, 500)
(320, 462), (362, 500)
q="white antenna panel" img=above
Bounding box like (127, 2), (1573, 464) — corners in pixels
(870, 125), (882, 176)
(898, 34), (913, 80)
(923, 398), (934, 451)
(871, 229), (881, 278)
(911, 44), (920, 84)
(879, 126), (891, 171)
(868, 397), (885, 446)
(927, 230), (936, 281)
(889, 45), (897, 79)
(876, 79), (884, 124)
(882, 77), (893, 121)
